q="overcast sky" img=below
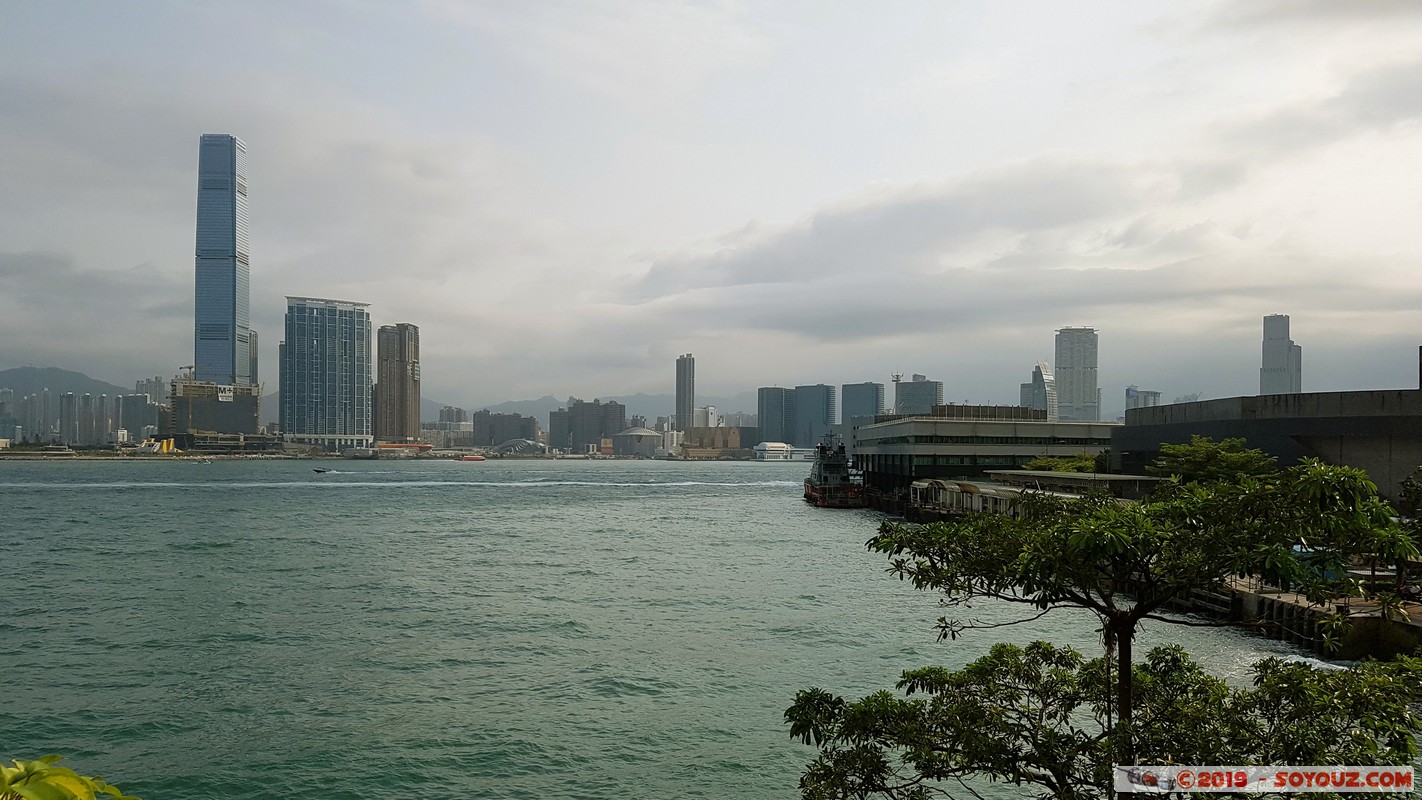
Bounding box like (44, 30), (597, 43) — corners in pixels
(2, 1), (1420, 415)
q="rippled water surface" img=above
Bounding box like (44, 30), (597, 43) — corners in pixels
(0, 459), (1306, 798)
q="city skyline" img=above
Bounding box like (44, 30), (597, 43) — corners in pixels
(3, 4), (1422, 416)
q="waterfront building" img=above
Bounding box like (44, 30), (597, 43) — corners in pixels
(757, 387), (794, 445)
(1260, 314), (1302, 394)
(612, 427), (662, 458)
(166, 380), (261, 437)
(853, 408), (1117, 502)
(374, 322), (421, 442)
(1055, 327), (1100, 421)
(681, 426), (760, 459)
(1115, 386), (1422, 501)
(1125, 386), (1161, 410)
(279, 297), (373, 451)
(420, 420), (476, 450)
(194, 134), (257, 387)
(565, 398), (626, 453)
(841, 382), (886, 424)
(472, 410), (540, 447)
(440, 406), (467, 424)
(1019, 362), (1059, 421)
(793, 384), (836, 448)
(893, 374), (943, 415)
(548, 408), (571, 451)
(675, 354), (695, 431)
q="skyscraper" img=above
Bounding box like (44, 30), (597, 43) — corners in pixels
(374, 323), (421, 442)
(894, 373), (943, 415)
(757, 387), (794, 445)
(194, 134), (255, 386)
(1259, 314), (1302, 394)
(1019, 362), (1059, 420)
(279, 297), (373, 450)
(1054, 327), (1099, 421)
(675, 354), (695, 431)
(841, 382), (885, 423)
(793, 384), (836, 447)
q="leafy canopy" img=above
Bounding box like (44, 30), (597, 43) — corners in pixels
(1023, 452), (1104, 474)
(787, 643), (1422, 800)
(1146, 435), (1278, 483)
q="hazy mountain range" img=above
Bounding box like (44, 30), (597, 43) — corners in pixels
(0, 367), (757, 426)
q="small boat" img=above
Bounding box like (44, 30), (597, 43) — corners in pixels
(804, 438), (867, 508)
(460, 454), (487, 462)
(313, 467), (331, 473)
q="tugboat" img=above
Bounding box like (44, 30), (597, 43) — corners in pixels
(803, 437), (867, 508)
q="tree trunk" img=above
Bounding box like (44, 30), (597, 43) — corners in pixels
(1114, 619), (1135, 800)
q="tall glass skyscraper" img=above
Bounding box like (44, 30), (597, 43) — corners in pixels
(194, 134), (255, 386)
(279, 297), (373, 450)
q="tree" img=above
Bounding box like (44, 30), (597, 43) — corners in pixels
(1, 756), (140, 800)
(789, 459), (1417, 797)
(1146, 435), (1278, 483)
(787, 643), (1422, 799)
(1023, 452), (1104, 474)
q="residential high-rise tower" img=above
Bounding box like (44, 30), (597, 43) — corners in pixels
(1259, 314), (1302, 394)
(675, 354), (694, 431)
(374, 323), (421, 442)
(194, 134), (256, 386)
(1054, 327), (1099, 421)
(279, 297), (373, 450)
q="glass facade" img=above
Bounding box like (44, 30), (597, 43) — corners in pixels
(279, 298), (372, 441)
(194, 134), (254, 386)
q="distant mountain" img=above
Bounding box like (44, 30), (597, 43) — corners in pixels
(0, 367), (131, 398)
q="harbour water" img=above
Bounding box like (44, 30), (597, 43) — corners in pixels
(1, 459), (1309, 799)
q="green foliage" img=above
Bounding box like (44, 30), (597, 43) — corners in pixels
(1, 756), (140, 800)
(1399, 465), (1422, 520)
(788, 645), (1422, 799)
(1023, 452), (1102, 474)
(1147, 435), (1279, 483)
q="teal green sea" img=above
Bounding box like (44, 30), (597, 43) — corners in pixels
(1, 459), (1309, 799)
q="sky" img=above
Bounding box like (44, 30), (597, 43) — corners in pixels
(2, 1), (1420, 417)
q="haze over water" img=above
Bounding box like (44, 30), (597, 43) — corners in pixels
(2, 460), (1307, 799)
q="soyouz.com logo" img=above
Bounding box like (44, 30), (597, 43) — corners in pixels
(1114, 766), (1415, 793)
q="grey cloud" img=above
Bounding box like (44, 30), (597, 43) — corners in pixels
(1212, 0), (1422, 28)
(1221, 58), (1422, 154)
(632, 159), (1163, 299)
